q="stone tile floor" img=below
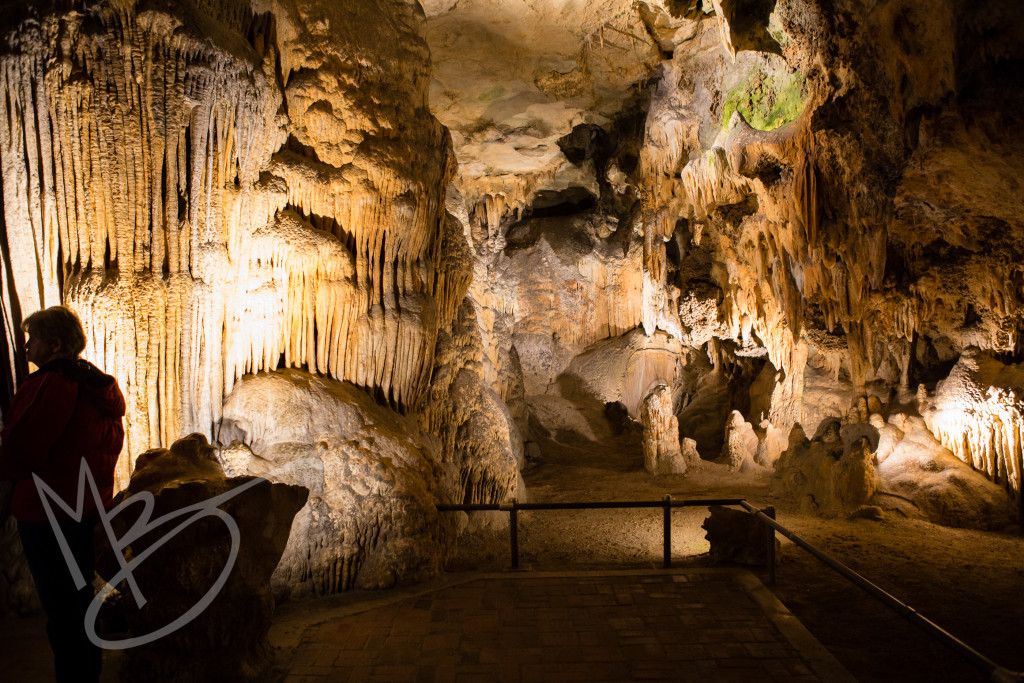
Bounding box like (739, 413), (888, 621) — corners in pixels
(271, 569), (853, 683)
(0, 568), (851, 682)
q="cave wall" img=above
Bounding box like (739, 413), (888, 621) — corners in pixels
(0, 0), (457, 488)
(420, 0), (1024, 511)
(0, 0), (523, 599)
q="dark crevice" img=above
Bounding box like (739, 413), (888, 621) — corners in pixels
(557, 124), (608, 166)
(284, 134), (322, 164)
(527, 188), (596, 218)
(288, 205), (353, 247)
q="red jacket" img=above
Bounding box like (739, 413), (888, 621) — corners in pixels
(0, 358), (125, 523)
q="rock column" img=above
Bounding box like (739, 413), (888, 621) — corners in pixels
(640, 385), (687, 475)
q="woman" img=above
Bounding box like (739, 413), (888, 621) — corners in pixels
(0, 305), (125, 683)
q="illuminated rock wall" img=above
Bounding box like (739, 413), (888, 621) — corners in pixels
(922, 350), (1024, 519)
(0, 0), (455, 487)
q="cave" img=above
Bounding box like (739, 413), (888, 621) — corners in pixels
(1, 0), (1023, 681)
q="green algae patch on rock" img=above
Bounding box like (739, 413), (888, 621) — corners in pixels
(721, 63), (808, 131)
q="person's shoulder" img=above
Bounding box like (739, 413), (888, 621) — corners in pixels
(73, 359), (117, 388)
(40, 358), (115, 388)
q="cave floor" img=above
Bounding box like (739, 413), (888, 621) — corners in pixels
(270, 568), (850, 683)
(453, 419), (1024, 683)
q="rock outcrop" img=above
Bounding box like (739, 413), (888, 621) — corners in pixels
(97, 434), (307, 682)
(770, 422), (878, 518)
(771, 404), (1015, 528)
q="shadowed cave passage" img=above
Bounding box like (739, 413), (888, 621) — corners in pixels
(2, 0), (1024, 682)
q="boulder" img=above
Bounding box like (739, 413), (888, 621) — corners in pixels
(219, 370), (475, 598)
(97, 434), (307, 682)
(702, 505), (779, 566)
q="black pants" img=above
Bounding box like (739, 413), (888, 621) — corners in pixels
(18, 517), (102, 683)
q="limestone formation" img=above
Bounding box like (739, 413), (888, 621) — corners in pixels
(96, 434), (307, 682)
(221, 370), (449, 596)
(921, 349), (1024, 520)
(640, 385), (686, 475)
(876, 414), (1014, 529)
(423, 0), (664, 229)
(558, 328), (696, 417)
(770, 420), (878, 518)
(420, 298), (525, 507)
(771, 405), (1014, 528)
(0, 0), (457, 486)
(719, 410), (760, 472)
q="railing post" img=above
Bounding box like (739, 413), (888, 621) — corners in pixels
(509, 500), (519, 570)
(765, 506), (776, 586)
(663, 494), (671, 568)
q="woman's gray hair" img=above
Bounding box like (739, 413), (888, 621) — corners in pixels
(22, 306), (87, 359)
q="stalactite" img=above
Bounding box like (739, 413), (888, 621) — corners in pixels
(678, 146), (753, 221)
(923, 349), (1024, 519)
(0, 1), (455, 478)
(0, 50), (62, 318)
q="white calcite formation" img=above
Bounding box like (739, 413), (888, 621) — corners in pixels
(219, 370), (451, 596)
(0, 0), (528, 602)
(640, 384), (687, 475)
(922, 349), (1024, 520)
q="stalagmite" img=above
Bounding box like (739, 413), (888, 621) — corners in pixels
(640, 384), (687, 475)
(719, 410), (760, 472)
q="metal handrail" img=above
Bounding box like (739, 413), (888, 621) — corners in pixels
(437, 497), (1023, 682)
(438, 496), (744, 569)
(738, 501), (1022, 682)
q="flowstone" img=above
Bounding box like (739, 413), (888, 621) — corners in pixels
(219, 371), (459, 597)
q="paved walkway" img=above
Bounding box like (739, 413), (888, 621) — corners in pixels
(271, 569), (853, 683)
